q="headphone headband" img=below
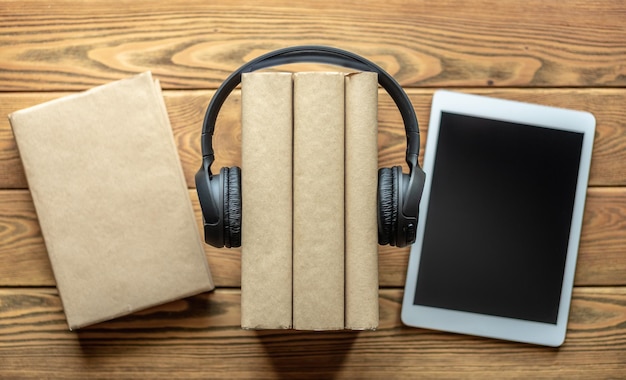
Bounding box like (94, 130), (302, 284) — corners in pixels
(201, 45), (420, 172)
(196, 45), (426, 248)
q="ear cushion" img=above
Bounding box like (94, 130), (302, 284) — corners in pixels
(222, 166), (242, 248)
(378, 167), (398, 246)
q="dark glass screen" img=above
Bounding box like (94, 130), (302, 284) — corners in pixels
(414, 112), (584, 324)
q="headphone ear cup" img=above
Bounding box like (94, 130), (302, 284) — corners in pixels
(378, 167), (398, 246)
(222, 166), (242, 248)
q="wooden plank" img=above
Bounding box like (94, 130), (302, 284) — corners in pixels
(0, 287), (624, 379)
(1, 186), (624, 288)
(1, 88), (625, 189)
(0, 0), (624, 91)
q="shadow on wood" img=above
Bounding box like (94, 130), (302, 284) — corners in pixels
(256, 329), (358, 379)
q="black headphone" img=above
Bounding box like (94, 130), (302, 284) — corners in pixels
(196, 45), (426, 249)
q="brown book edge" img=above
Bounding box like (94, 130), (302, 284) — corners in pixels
(293, 72), (345, 330)
(241, 72), (294, 329)
(345, 72), (379, 330)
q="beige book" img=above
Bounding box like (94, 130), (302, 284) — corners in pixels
(8, 72), (214, 330)
(293, 72), (345, 330)
(240, 72), (293, 329)
(345, 72), (379, 330)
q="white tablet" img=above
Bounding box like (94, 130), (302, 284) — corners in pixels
(401, 90), (595, 347)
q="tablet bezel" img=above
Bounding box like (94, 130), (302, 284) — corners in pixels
(401, 90), (595, 347)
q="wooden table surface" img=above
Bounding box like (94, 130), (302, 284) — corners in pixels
(1, 0), (625, 378)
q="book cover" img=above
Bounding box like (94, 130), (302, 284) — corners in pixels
(293, 72), (345, 330)
(241, 72), (293, 329)
(345, 72), (379, 330)
(9, 72), (214, 330)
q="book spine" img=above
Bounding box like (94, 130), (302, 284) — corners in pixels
(241, 72), (293, 329)
(345, 72), (379, 330)
(293, 72), (345, 330)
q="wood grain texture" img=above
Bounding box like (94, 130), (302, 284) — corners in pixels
(0, 287), (624, 379)
(2, 88), (625, 189)
(2, 0), (625, 376)
(1, 187), (625, 288)
(0, 0), (624, 91)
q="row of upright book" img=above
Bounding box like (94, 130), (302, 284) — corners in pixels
(241, 71), (379, 330)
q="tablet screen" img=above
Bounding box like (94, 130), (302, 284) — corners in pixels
(413, 112), (584, 324)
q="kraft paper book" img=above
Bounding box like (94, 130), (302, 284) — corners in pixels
(9, 72), (214, 330)
(345, 72), (379, 330)
(241, 72), (293, 329)
(239, 71), (379, 331)
(293, 72), (345, 330)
